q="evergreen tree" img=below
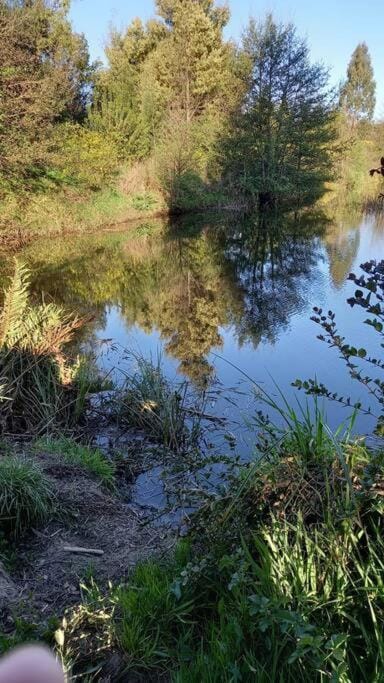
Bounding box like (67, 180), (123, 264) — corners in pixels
(89, 19), (166, 158)
(222, 15), (336, 208)
(155, 0), (230, 122)
(340, 43), (376, 122)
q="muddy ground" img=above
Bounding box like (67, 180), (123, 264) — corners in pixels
(1, 446), (176, 638)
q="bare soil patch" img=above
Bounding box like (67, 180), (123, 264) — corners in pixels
(2, 452), (173, 627)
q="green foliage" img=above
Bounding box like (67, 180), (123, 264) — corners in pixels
(89, 18), (166, 160)
(155, 0), (231, 123)
(222, 15), (336, 208)
(0, 261), (86, 432)
(90, 0), (237, 210)
(0, 457), (54, 538)
(0, 0), (93, 195)
(340, 43), (376, 123)
(53, 123), (119, 190)
(34, 437), (115, 488)
(58, 411), (384, 680)
(116, 557), (194, 670)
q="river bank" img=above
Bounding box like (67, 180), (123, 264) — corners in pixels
(1, 382), (384, 682)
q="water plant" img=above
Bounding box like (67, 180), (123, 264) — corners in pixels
(120, 353), (203, 452)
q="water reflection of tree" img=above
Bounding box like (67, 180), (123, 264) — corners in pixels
(324, 215), (361, 289)
(19, 212), (327, 386)
(224, 211), (327, 348)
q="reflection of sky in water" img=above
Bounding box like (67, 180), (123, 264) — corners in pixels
(93, 214), (384, 455)
(17, 211), (384, 458)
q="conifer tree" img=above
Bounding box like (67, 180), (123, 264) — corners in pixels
(222, 15), (336, 208)
(340, 43), (376, 122)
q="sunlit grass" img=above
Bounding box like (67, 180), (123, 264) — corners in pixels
(34, 436), (115, 489)
(0, 457), (55, 538)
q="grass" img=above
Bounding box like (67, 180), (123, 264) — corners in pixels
(0, 178), (165, 241)
(120, 354), (203, 452)
(34, 436), (115, 489)
(0, 457), (55, 538)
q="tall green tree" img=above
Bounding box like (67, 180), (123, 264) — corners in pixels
(89, 19), (166, 158)
(340, 43), (376, 122)
(154, 0), (230, 123)
(222, 15), (336, 208)
(152, 0), (240, 209)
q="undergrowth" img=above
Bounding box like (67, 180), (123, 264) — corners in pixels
(55, 401), (384, 682)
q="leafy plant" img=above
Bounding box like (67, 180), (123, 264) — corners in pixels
(0, 261), (86, 432)
(294, 259), (384, 434)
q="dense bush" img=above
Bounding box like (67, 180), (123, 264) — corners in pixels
(53, 123), (120, 190)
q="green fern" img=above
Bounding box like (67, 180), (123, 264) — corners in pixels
(0, 261), (86, 431)
(0, 260), (83, 357)
(0, 260), (29, 348)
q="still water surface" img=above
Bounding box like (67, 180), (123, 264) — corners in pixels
(3, 209), (383, 456)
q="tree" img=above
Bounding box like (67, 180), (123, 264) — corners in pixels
(221, 15), (336, 208)
(0, 0), (92, 194)
(155, 0), (230, 123)
(340, 43), (376, 123)
(151, 0), (239, 208)
(89, 18), (166, 159)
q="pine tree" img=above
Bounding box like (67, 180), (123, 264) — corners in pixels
(89, 18), (166, 159)
(340, 43), (376, 122)
(222, 15), (336, 208)
(155, 0), (230, 123)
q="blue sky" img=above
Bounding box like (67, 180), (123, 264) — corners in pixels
(70, 0), (384, 117)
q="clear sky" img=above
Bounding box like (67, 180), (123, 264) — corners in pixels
(69, 0), (384, 117)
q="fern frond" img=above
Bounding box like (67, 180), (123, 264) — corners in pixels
(0, 260), (29, 348)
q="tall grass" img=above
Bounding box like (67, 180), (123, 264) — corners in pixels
(0, 457), (54, 538)
(120, 354), (203, 452)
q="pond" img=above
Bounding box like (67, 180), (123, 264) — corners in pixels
(2, 209), (383, 457)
